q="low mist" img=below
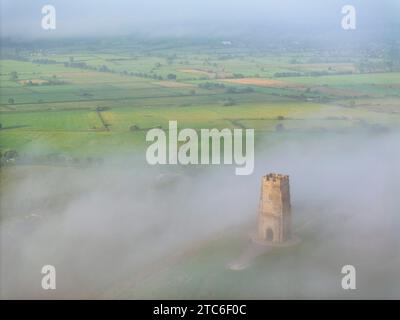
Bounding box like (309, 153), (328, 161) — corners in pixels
(1, 129), (400, 298)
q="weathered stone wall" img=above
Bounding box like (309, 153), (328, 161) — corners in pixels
(257, 173), (292, 242)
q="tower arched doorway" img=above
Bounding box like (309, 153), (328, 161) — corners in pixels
(266, 228), (274, 241)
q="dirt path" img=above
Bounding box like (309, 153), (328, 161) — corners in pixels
(96, 109), (110, 131)
(225, 118), (247, 129)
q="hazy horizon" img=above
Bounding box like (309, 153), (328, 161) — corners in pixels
(1, 0), (399, 40)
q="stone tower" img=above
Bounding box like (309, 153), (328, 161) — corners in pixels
(257, 173), (292, 243)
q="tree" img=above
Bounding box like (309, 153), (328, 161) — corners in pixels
(99, 65), (110, 72)
(223, 98), (235, 106)
(3, 149), (18, 162)
(167, 73), (177, 80)
(129, 125), (140, 131)
(8, 98), (15, 104)
(9, 71), (18, 81)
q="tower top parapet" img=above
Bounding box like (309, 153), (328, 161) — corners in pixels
(263, 173), (289, 183)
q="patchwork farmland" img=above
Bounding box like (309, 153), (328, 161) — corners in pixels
(1, 37), (400, 299)
(1, 40), (399, 159)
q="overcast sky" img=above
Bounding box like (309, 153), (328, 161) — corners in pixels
(1, 0), (398, 39)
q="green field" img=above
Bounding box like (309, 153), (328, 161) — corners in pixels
(1, 40), (400, 159)
(1, 38), (400, 299)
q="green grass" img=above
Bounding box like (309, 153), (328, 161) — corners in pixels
(1, 45), (400, 157)
(112, 225), (341, 299)
(285, 72), (400, 86)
